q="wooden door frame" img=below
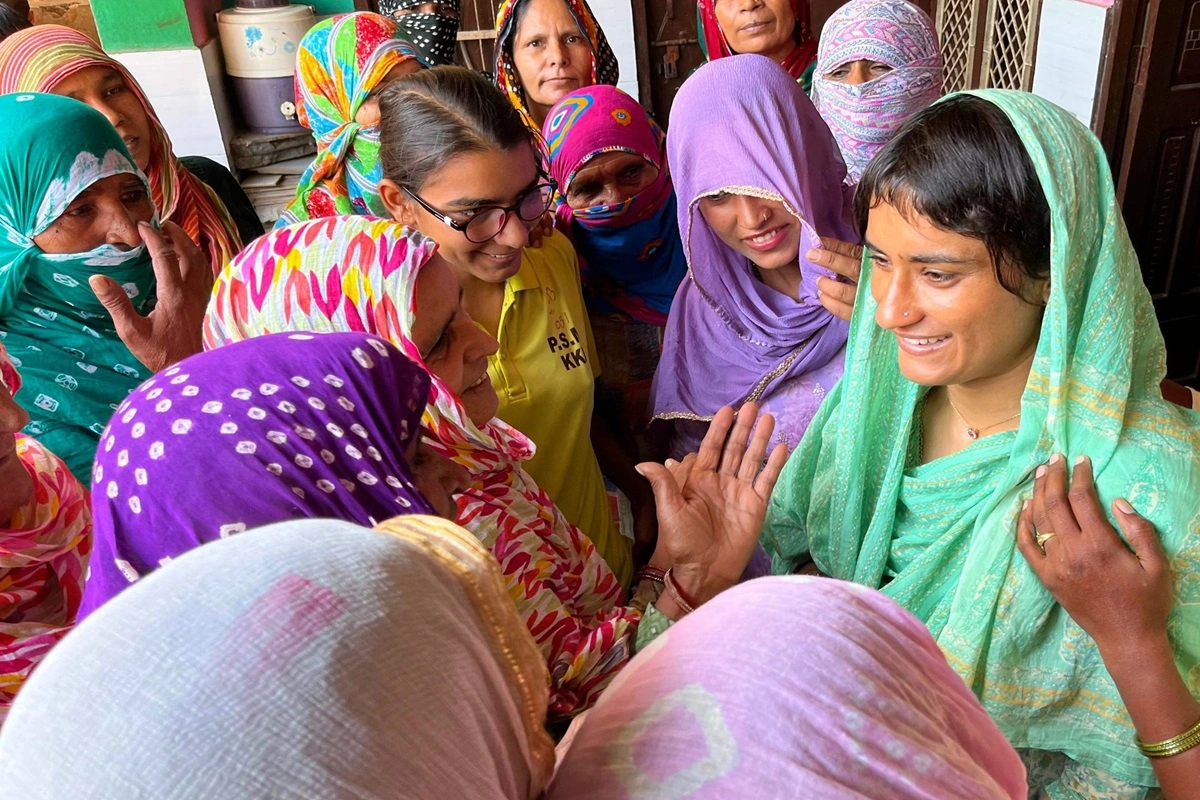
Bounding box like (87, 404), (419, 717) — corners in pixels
(1093, 0), (1157, 190)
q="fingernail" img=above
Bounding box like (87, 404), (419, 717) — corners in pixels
(1023, 499), (1030, 511)
(634, 465), (646, 477)
(1114, 498), (1135, 514)
(664, 459), (677, 468)
(1049, 453), (1064, 465)
(1074, 454), (1089, 466)
(1035, 465), (1047, 478)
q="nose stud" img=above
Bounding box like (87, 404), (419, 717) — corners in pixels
(902, 311), (910, 317)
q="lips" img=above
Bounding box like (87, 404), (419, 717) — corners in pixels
(464, 372), (489, 392)
(742, 225), (788, 253)
(894, 332), (952, 356)
(739, 19), (773, 34)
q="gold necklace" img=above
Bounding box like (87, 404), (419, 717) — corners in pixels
(946, 395), (1021, 440)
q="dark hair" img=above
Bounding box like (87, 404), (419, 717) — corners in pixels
(510, 0), (532, 45)
(0, 5), (30, 42)
(854, 94), (1051, 298)
(379, 65), (533, 191)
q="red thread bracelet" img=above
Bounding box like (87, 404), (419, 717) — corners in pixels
(664, 568), (697, 615)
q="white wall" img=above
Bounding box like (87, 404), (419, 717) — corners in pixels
(115, 41), (234, 167)
(588, 0), (641, 99)
(1030, 0), (1109, 125)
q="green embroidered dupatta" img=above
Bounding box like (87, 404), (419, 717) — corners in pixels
(762, 89), (1200, 788)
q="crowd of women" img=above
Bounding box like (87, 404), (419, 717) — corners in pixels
(0, 0), (1196, 797)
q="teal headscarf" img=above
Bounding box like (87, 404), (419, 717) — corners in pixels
(763, 89), (1200, 793)
(0, 92), (157, 483)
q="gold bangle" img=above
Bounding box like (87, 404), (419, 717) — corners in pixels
(1136, 715), (1200, 759)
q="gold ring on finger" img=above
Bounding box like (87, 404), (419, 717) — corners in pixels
(1035, 530), (1058, 550)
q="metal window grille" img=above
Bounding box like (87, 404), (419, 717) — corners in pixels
(935, 0), (1042, 91)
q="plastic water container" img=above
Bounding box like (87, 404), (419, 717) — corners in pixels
(217, 0), (316, 134)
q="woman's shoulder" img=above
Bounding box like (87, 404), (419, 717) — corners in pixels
(523, 230), (580, 275)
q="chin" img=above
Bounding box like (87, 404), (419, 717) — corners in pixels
(463, 392), (500, 428)
(470, 254), (523, 283)
(895, 354), (959, 387)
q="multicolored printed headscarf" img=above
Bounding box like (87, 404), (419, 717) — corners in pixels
(698, 0), (816, 86)
(544, 86), (684, 325)
(0, 92), (158, 484)
(378, 0), (462, 66)
(652, 56), (856, 453)
(494, 0), (619, 148)
(279, 13), (423, 227)
(204, 217), (533, 475)
(812, 0), (943, 183)
(203, 216), (636, 718)
(0, 340), (91, 726)
(0, 25), (243, 274)
(79, 331), (437, 621)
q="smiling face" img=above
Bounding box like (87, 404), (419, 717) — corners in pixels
(824, 58), (894, 85)
(565, 151), (659, 210)
(714, 0), (797, 64)
(382, 144), (539, 284)
(696, 192), (801, 271)
(31, 173), (154, 255)
(409, 253), (501, 425)
(0, 374), (33, 526)
(50, 65), (154, 172)
(866, 201), (1046, 388)
(511, 0), (594, 125)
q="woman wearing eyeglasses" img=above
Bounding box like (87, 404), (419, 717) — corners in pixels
(376, 66), (634, 584)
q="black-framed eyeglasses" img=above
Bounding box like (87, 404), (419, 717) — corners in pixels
(404, 177), (556, 243)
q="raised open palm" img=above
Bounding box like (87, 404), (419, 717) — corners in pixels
(638, 403), (788, 606)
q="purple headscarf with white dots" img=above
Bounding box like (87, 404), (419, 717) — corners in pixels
(78, 331), (435, 620)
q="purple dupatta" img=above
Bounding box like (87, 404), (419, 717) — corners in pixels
(79, 331), (435, 619)
(651, 55), (857, 453)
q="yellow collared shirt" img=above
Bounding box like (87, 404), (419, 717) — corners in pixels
(486, 231), (629, 583)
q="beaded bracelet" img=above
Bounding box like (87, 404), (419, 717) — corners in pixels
(1136, 715), (1200, 759)
(663, 568), (697, 616)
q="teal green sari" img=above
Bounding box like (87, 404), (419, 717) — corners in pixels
(0, 93), (157, 482)
(763, 89), (1200, 795)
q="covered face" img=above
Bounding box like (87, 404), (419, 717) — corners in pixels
(543, 85), (685, 324)
(812, 0), (943, 183)
(0, 92), (159, 481)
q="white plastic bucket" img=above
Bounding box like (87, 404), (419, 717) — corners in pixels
(217, 4), (316, 79)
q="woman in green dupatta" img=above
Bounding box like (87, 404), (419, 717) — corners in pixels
(0, 93), (210, 482)
(761, 90), (1200, 797)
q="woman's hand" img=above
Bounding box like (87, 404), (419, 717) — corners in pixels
(637, 403), (788, 615)
(810, 237), (862, 322)
(89, 221), (212, 374)
(1017, 453), (1173, 657)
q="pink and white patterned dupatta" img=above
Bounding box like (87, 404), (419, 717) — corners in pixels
(812, 0), (943, 183)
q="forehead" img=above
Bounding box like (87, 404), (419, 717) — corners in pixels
(52, 64), (124, 95)
(571, 151), (651, 182)
(418, 146), (538, 203)
(517, 0), (582, 33)
(865, 201), (989, 256)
